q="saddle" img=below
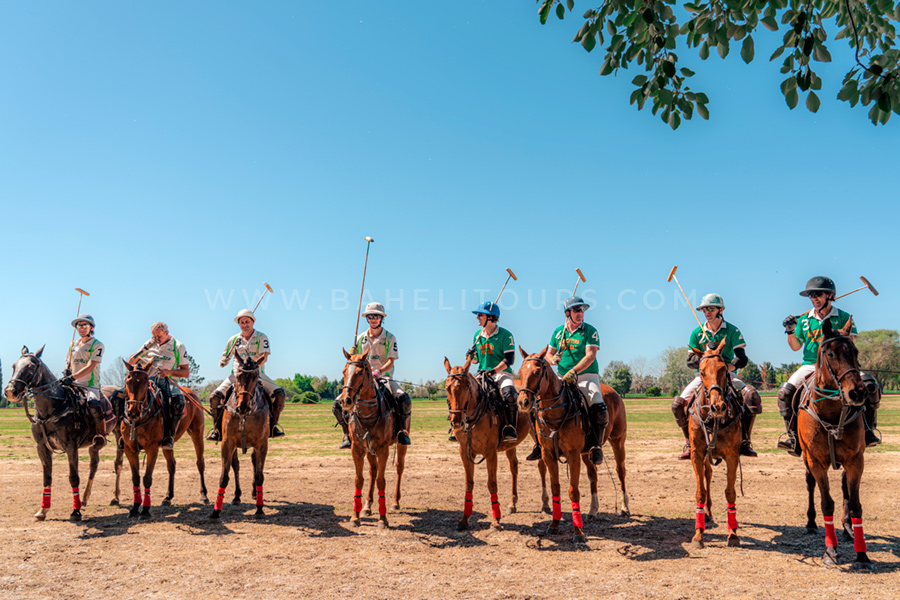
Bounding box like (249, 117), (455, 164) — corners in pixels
(474, 372), (504, 423)
(60, 382), (115, 421)
(224, 381), (271, 412)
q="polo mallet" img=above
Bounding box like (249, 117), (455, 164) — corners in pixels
(793, 275), (879, 318)
(251, 282), (275, 314)
(494, 268), (518, 303)
(666, 266), (710, 344)
(69, 287), (91, 344)
(572, 268), (586, 296)
(354, 236), (375, 345)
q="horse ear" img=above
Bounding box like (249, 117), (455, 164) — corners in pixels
(444, 357), (452, 374)
(343, 347), (351, 360)
(35, 345), (45, 359)
(463, 356), (472, 372)
(123, 360), (134, 372)
(21, 346), (29, 356)
(716, 337), (727, 353)
(841, 317), (854, 337)
(234, 352), (245, 366)
(539, 345), (549, 358)
(691, 346), (703, 356)
(519, 345), (528, 360)
(822, 318), (834, 339)
(360, 347), (369, 359)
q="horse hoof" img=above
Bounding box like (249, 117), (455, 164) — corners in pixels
(69, 511), (82, 523)
(231, 498), (241, 506)
(727, 535), (741, 548)
(546, 526), (559, 536)
(456, 521), (468, 532)
(350, 519), (360, 528)
(128, 510), (139, 519)
(855, 554), (873, 570)
(507, 506), (516, 515)
(824, 549), (839, 567)
(691, 539), (704, 549)
(541, 506), (551, 515)
(139, 512), (150, 521)
(201, 497), (210, 505)
(109, 499), (119, 506)
(34, 512), (47, 522)
(490, 523), (503, 533)
(620, 509), (631, 518)
(363, 508), (372, 517)
(210, 510), (220, 520)
(806, 526), (818, 534)
(161, 498), (172, 507)
(377, 521), (387, 530)
(842, 529), (854, 541)
(392, 503), (400, 511)
(254, 507), (264, 518)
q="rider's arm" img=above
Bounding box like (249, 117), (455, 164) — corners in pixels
(546, 346), (559, 366)
(380, 357), (395, 374)
(162, 364), (189, 379)
(571, 345), (598, 374)
(787, 333), (802, 352)
(255, 353), (268, 368)
(730, 347), (748, 372)
(73, 360), (99, 381)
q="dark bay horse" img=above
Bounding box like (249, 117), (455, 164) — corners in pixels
(798, 318), (874, 567)
(210, 352), (269, 519)
(517, 347), (629, 542)
(118, 362), (208, 519)
(5, 346), (114, 521)
(340, 348), (407, 529)
(686, 338), (743, 549)
(444, 357), (548, 532)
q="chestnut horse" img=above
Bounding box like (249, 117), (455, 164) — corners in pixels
(686, 338), (743, 548)
(210, 352), (269, 520)
(5, 346), (115, 522)
(798, 318), (873, 567)
(443, 356), (548, 532)
(517, 347), (629, 542)
(118, 362), (208, 519)
(339, 348), (407, 528)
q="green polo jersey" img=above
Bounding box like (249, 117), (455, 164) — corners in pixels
(473, 327), (515, 374)
(794, 307), (857, 365)
(688, 321), (746, 365)
(550, 323), (600, 375)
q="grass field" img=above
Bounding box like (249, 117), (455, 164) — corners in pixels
(2, 394), (897, 460)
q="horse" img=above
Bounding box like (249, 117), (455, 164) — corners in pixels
(685, 337), (744, 549)
(339, 348), (407, 529)
(210, 352), (270, 519)
(4, 346), (115, 522)
(517, 346), (629, 542)
(443, 356), (548, 532)
(798, 318), (874, 567)
(117, 361), (208, 519)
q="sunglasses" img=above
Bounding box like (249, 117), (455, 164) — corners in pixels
(808, 291), (826, 298)
(569, 307), (584, 313)
(76, 323), (92, 327)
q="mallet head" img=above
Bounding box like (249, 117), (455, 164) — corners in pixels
(667, 266), (678, 283)
(264, 282), (274, 293)
(506, 268), (518, 281)
(576, 268), (586, 282)
(365, 236), (374, 243)
(860, 276), (879, 296)
(75, 288), (90, 296)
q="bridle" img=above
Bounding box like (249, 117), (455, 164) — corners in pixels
(517, 356), (551, 409)
(697, 352), (729, 415)
(341, 359), (379, 411)
(445, 370), (478, 424)
(814, 336), (862, 401)
(234, 366), (261, 415)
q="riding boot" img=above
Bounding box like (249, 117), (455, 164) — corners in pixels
(776, 383), (799, 456)
(161, 397), (175, 450)
(678, 424), (691, 460)
(111, 388), (126, 449)
(587, 402), (609, 465)
(333, 398), (351, 449)
(739, 411), (758, 457)
(270, 389), (286, 438)
(501, 387), (519, 443)
(864, 403), (881, 447)
(87, 400), (107, 448)
(525, 413), (541, 461)
(672, 396), (691, 460)
(395, 392), (412, 446)
(163, 394), (185, 450)
(206, 390), (226, 442)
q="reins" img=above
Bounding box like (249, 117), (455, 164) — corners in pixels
(520, 356), (580, 464)
(342, 358), (389, 455)
(445, 370), (492, 464)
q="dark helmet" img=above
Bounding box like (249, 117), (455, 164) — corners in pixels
(564, 296), (590, 312)
(472, 301), (500, 318)
(800, 276), (836, 297)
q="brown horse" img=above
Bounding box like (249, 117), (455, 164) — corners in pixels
(517, 347), (629, 542)
(210, 352), (270, 520)
(118, 362), (208, 519)
(798, 318), (873, 567)
(339, 348), (407, 528)
(443, 357), (547, 532)
(686, 338), (743, 548)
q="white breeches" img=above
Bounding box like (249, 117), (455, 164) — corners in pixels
(215, 372), (280, 396)
(494, 372), (516, 392)
(788, 365), (816, 388)
(578, 373), (604, 406)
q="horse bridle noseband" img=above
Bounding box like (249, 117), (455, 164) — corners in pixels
(518, 356), (550, 406)
(816, 336), (861, 399)
(342, 359), (379, 410)
(698, 353), (729, 409)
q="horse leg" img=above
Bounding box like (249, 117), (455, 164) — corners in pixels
(363, 453), (376, 517)
(690, 450), (708, 548)
(81, 444), (100, 508)
(581, 455), (599, 520)
(843, 455), (871, 567)
(538, 457), (550, 514)
(162, 448), (175, 506)
(34, 442), (52, 521)
(810, 459), (839, 567)
(840, 472), (853, 541)
(110, 442), (124, 506)
(125, 448), (142, 518)
(393, 445), (407, 511)
(704, 460), (713, 522)
(611, 436), (630, 517)
(211, 439), (234, 519)
(485, 451), (502, 532)
(252, 444), (267, 517)
(65, 446), (83, 522)
(724, 449), (740, 548)
(804, 465), (818, 533)
(189, 419), (209, 504)
(350, 447), (365, 527)
(457, 442), (475, 531)
(568, 451), (585, 543)
(505, 448), (518, 515)
(544, 449), (562, 535)
(375, 449), (390, 529)
(139, 445), (160, 520)
(231, 448), (241, 505)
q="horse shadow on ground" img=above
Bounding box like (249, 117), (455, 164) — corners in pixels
(73, 499), (354, 541)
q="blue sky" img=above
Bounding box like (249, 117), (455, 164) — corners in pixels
(1, 1), (896, 387)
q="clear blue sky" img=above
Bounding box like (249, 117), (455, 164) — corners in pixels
(1, 1), (896, 387)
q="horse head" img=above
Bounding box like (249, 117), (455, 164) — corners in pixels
(123, 360), (153, 420)
(5, 345), (49, 402)
(233, 352), (261, 414)
(818, 318), (866, 406)
(340, 347), (372, 412)
(516, 346), (554, 412)
(695, 337), (729, 419)
(444, 355), (475, 428)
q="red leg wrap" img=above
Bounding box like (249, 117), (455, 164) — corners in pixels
(142, 488), (151, 508)
(695, 503), (706, 531)
(72, 488), (82, 511)
(215, 487), (225, 511)
(378, 490), (386, 517)
(490, 493), (501, 521)
(571, 501), (583, 529)
(852, 517), (867, 553)
(463, 492), (473, 517)
(824, 516), (837, 548)
(726, 503), (737, 531)
(41, 488), (51, 509)
(256, 485), (264, 507)
(552, 496), (562, 521)
(133, 486), (141, 506)
(353, 488), (362, 514)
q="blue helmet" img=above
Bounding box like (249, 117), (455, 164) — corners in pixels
(564, 296), (589, 312)
(472, 301), (500, 318)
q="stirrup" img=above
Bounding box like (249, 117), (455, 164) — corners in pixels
(589, 446), (603, 465)
(678, 442), (691, 460)
(501, 425), (517, 442)
(397, 430), (411, 446)
(777, 433), (801, 457)
(117, 438), (125, 450)
(92, 435), (107, 448)
(865, 428), (881, 448)
(270, 424), (285, 438)
(339, 436), (351, 449)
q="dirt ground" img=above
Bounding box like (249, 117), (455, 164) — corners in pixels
(1, 434), (899, 600)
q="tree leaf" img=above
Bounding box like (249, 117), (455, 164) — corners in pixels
(632, 74), (648, 85)
(717, 42), (729, 59)
(567, 0), (575, 10)
(581, 32), (596, 52)
(699, 42), (709, 60)
(662, 61), (676, 77)
(697, 102), (710, 120)
(878, 92), (892, 112)
(785, 87), (799, 109)
(556, 4), (565, 20)
(539, 0), (552, 25)
(761, 16), (779, 31)
(814, 44), (832, 63)
(741, 36), (755, 64)
(806, 91), (821, 112)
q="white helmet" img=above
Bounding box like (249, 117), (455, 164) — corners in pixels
(234, 308), (256, 324)
(71, 314), (96, 328)
(362, 302), (386, 318)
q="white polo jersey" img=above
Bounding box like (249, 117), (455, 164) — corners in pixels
(221, 330), (271, 374)
(135, 336), (188, 377)
(66, 337), (104, 387)
(355, 329), (399, 378)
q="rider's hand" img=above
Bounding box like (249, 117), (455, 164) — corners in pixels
(782, 315), (797, 335)
(59, 375), (75, 387)
(562, 370), (577, 384)
(372, 369), (381, 379)
(465, 346), (477, 360)
(219, 359), (228, 368)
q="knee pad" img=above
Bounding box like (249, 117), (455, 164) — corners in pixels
(777, 383), (796, 418)
(741, 386), (762, 415)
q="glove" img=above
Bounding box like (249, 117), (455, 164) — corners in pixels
(372, 369), (381, 379)
(59, 375), (75, 387)
(219, 358), (228, 368)
(562, 370), (577, 384)
(782, 315), (797, 335)
(686, 353), (700, 370)
(465, 346), (477, 360)
(63, 368), (72, 377)
(477, 368), (492, 376)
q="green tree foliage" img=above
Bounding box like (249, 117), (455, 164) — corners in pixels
(293, 374), (314, 394)
(659, 346), (694, 395)
(602, 360), (630, 382)
(646, 385), (662, 396)
(857, 329), (900, 390)
(740, 359), (762, 385)
(300, 391), (321, 404)
(182, 354), (205, 389)
(609, 367), (633, 394)
(538, 0), (900, 127)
